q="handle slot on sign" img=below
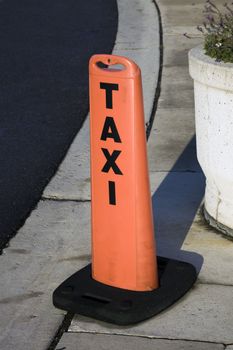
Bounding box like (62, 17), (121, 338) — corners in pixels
(82, 293), (111, 304)
(96, 61), (126, 72)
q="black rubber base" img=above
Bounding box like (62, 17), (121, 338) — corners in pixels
(53, 257), (197, 325)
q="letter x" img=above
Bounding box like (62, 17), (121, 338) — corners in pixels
(101, 148), (123, 175)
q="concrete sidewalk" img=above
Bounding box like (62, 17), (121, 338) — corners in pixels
(1, 0), (233, 349)
(0, 0), (159, 349)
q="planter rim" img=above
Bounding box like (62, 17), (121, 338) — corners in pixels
(189, 45), (233, 91)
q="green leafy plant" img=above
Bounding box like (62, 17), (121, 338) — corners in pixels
(197, 0), (233, 62)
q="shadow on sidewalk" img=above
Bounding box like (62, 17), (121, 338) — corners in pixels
(152, 135), (205, 274)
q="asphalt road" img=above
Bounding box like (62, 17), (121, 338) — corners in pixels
(0, 0), (118, 251)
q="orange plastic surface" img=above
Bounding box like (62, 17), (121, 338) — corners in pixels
(89, 54), (159, 291)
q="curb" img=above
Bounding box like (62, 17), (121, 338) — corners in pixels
(43, 0), (161, 201)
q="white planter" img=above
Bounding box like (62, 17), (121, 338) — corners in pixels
(189, 45), (233, 238)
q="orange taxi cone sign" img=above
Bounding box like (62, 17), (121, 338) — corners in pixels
(53, 55), (197, 325)
(89, 54), (159, 292)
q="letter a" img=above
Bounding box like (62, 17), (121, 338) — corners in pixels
(101, 117), (121, 143)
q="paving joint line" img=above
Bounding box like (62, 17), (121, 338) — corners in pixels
(41, 197), (91, 203)
(146, 0), (163, 140)
(197, 281), (233, 287)
(150, 170), (202, 173)
(164, 33), (202, 38)
(68, 330), (226, 346)
(46, 312), (74, 350)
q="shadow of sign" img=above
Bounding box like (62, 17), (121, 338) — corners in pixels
(152, 136), (205, 274)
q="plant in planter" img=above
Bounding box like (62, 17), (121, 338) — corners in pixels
(189, 1), (233, 238)
(197, 1), (233, 62)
